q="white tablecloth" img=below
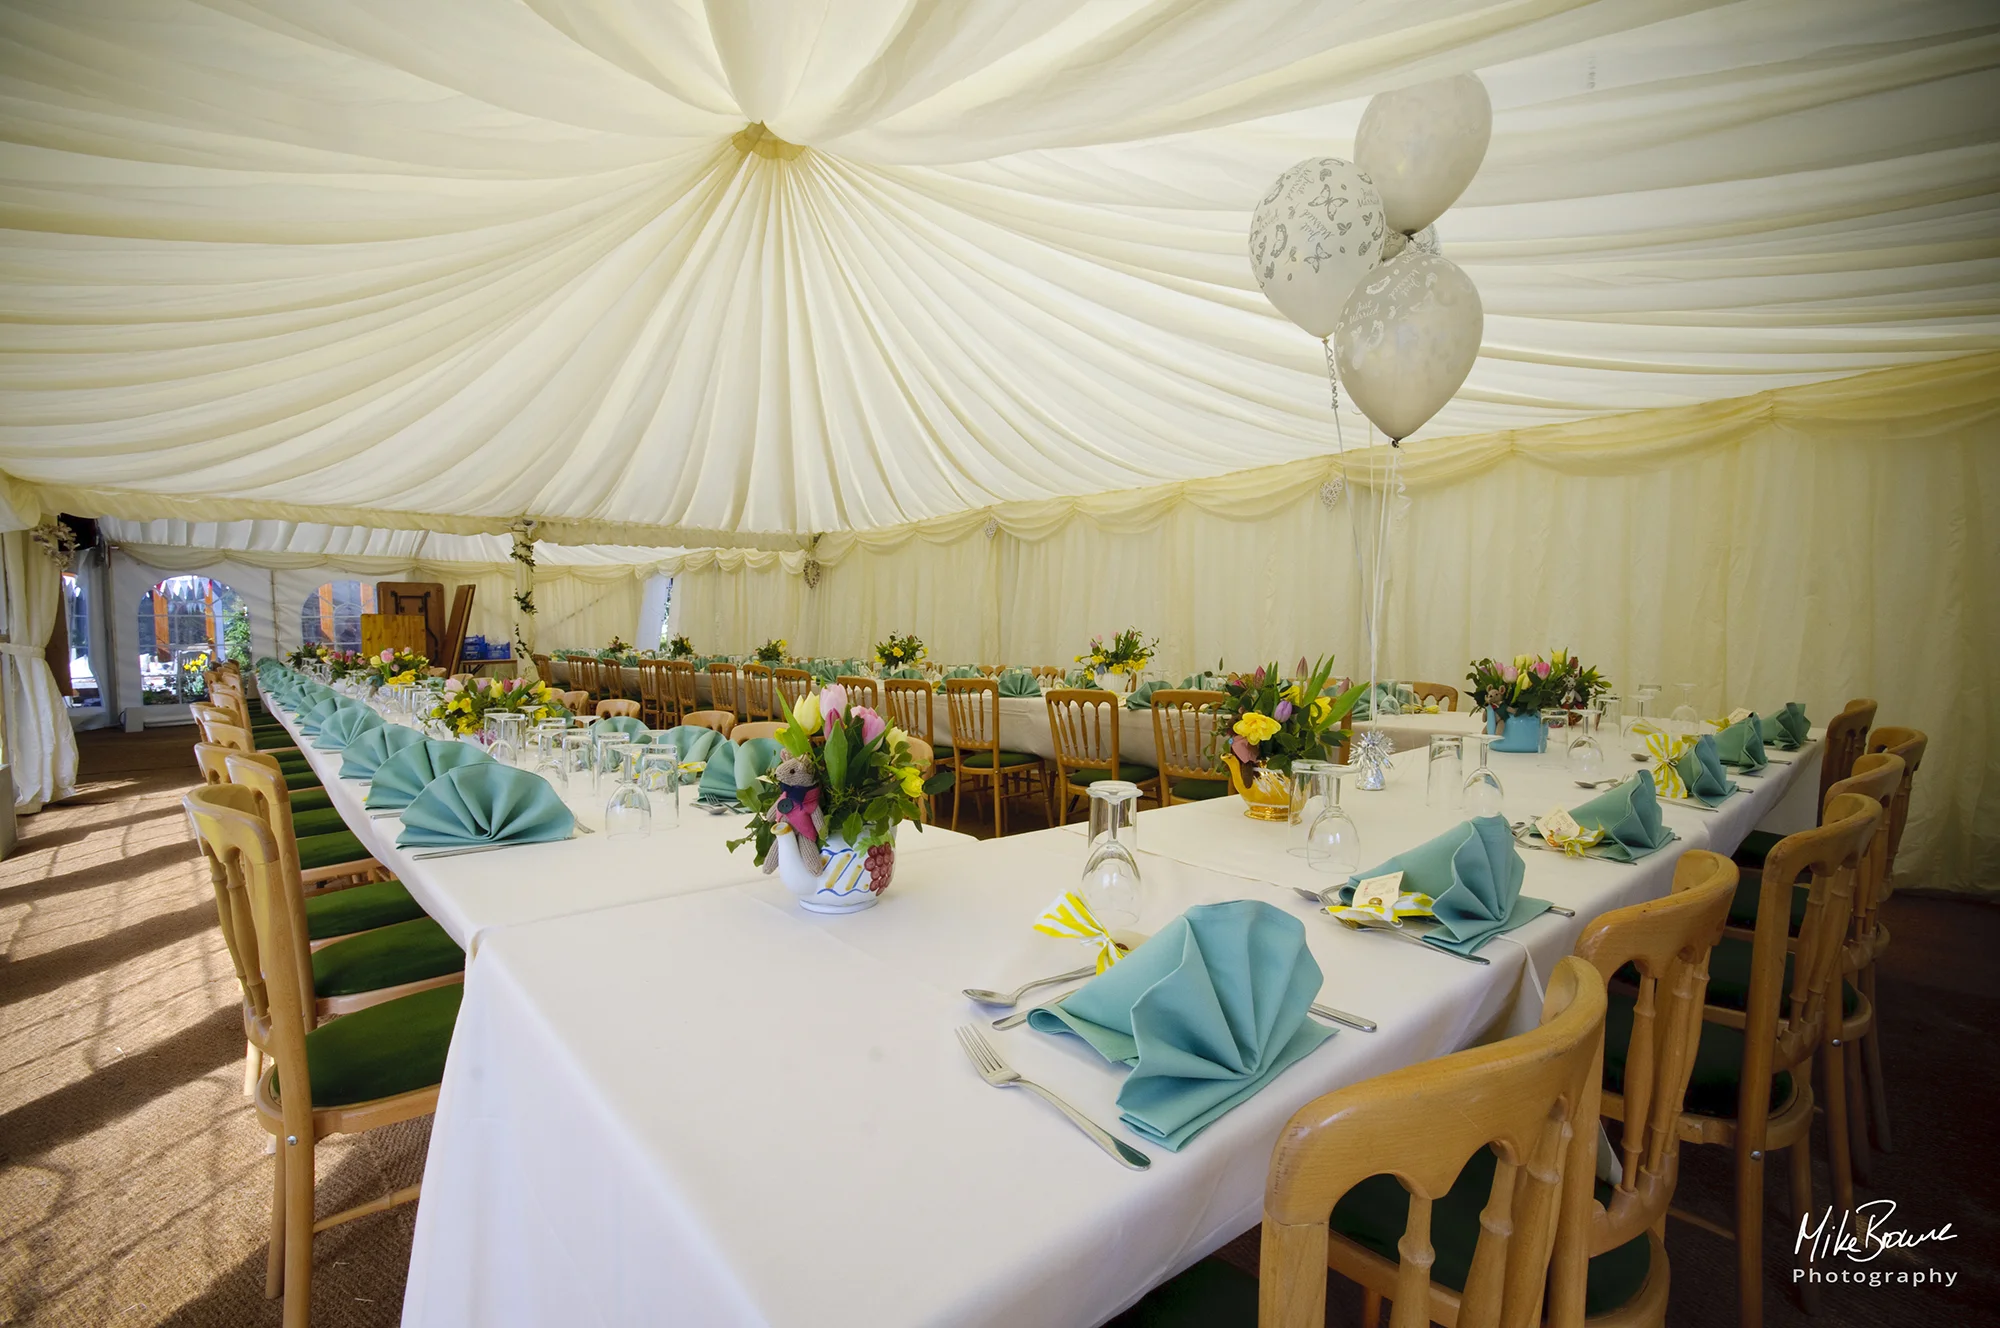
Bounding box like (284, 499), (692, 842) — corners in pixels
(401, 723), (1821, 1327)
(267, 698), (973, 951)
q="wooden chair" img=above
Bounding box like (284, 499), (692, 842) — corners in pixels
(943, 678), (1047, 836)
(1862, 726), (1927, 890)
(682, 709), (736, 737)
(881, 678), (937, 750)
(706, 662), (743, 715)
(772, 667), (814, 714)
(663, 661), (701, 724)
(203, 722), (319, 797)
(1150, 689), (1230, 806)
(1044, 689), (1159, 823)
(835, 675), (879, 711)
(729, 721), (786, 744)
(1127, 956), (1607, 1327)
(1677, 795), (1882, 1328)
(1030, 665), (1063, 683)
(184, 787), (460, 1328)
(1406, 680), (1460, 712)
(225, 754), (388, 894)
(1555, 849), (1739, 1327)
(595, 698), (641, 720)
(740, 664), (775, 721)
(1851, 727), (1925, 1159)
(552, 689), (587, 714)
(635, 660), (673, 728)
(531, 653), (555, 686)
(1730, 698), (1876, 878)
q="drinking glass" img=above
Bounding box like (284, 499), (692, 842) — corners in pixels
(604, 742), (651, 839)
(1081, 781), (1143, 933)
(1463, 735), (1505, 818)
(489, 712), (528, 767)
(1568, 720), (1606, 783)
(1597, 695), (1623, 737)
(1538, 708), (1572, 769)
(1426, 735), (1464, 810)
(561, 732), (600, 792)
(1287, 758), (1328, 842)
(641, 744), (681, 830)
(1671, 682), (1701, 737)
(1305, 765), (1362, 875)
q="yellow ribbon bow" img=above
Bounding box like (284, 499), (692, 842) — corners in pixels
(1640, 727), (1693, 798)
(1033, 890), (1127, 973)
(1535, 807), (1607, 859)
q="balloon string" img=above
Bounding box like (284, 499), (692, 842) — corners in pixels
(1367, 442), (1398, 732)
(1323, 338), (1374, 670)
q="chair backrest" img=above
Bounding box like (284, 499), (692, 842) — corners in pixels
(904, 736), (934, 770)
(555, 689), (589, 713)
(1150, 689), (1226, 784)
(664, 660), (701, 715)
(223, 752), (311, 895)
(595, 698), (641, 720)
(1745, 794), (1882, 1084)
(1862, 726), (1926, 878)
(191, 700), (235, 732)
(835, 675), (879, 711)
(1817, 698), (1877, 816)
(731, 721), (786, 744)
(184, 786), (317, 1131)
(636, 660), (674, 725)
(1825, 753), (1905, 958)
(740, 664), (774, 720)
(1263, 955), (1607, 1328)
(1044, 689), (1127, 780)
(1406, 680), (1460, 712)
(682, 709), (736, 737)
(881, 678), (935, 747)
(532, 653), (555, 684)
(706, 662), (742, 713)
(772, 668), (814, 712)
(184, 782), (273, 1030)
(193, 741), (234, 787)
(943, 679), (999, 756)
(206, 719), (254, 754)
(1030, 665), (1063, 682)
(1563, 849), (1736, 1289)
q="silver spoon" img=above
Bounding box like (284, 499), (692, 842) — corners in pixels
(963, 966), (1096, 1009)
(1574, 778), (1622, 789)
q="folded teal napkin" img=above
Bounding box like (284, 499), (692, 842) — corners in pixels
(1759, 702), (1809, 750)
(1028, 900), (1334, 1151)
(698, 736), (783, 801)
(1126, 680), (1167, 710)
(298, 696), (345, 736)
(1563, 771), (1675, 862)
(313, 706), (384, 751)
(1063, 670), (1101, 689)
(365, 739), (494, 810)
(1179, 672), (1224, 691)
(590, 715), (651, 742)
(808, 660), (842, 683)
(339, 725), (427, 780)
(944, 665), (983, 680)
(1714, 715), (1767, 771)
(396, 763), (575, 849)
(996, 669), (1040, 697)
(657, 725), (725, 770)
(1345, 816), (1550, 956)
(1673, 733), (1738, 806)
(884, 666), (924, 680)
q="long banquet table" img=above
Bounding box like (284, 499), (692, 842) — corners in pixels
(391, 707), (1823, 1328)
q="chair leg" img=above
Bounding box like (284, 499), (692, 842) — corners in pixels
(243, 1041), (262, 1096)
(1823, 1037), (1857, 1231)
(1788, 1130), (1818, 1317)
(1845, 1027), (1873, 1185)
(1361, 1288), (1383, 1328)
(994, 771), (1006, 838)
(1738, 1136), (1767, 1328)
(1860, 966), (1893, 1153)
(282, 1136), (315, 1328)
(950, 770), (962, 832)
(266, 1141), (286, 1298)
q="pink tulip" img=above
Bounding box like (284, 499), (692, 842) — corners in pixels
(855, 706), (887, 745)
(1253, 665), (1266, 682)
(820, 683), (849, 723)
(1532, 659), (1551, 679)
(1297, 657), (1309, 677)
(1499, 662), (1517, 682)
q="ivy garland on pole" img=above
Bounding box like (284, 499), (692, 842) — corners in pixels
(509, 518), (538, 664)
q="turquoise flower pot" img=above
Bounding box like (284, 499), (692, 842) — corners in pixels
(1485, 707), (1544, 753)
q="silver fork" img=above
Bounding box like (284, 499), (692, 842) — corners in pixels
(954, 1024), (1150, 1170)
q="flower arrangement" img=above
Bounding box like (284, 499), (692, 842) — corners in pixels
(730, 685), (952, 868)
(755, 638), (788, 664)
(285, 644), (329, 670)
(429, 675), (570, 735)
(666, 634), (695, 659)
(1076, 627), (1157, 679)
(602, 635), (631, 655)
(1466, 649), (1610, 716)
(322, 650), (368, 680)
(874, 632), (925, 670)
(368, 647), (427, 687)
(1218, 656), (1367, 778)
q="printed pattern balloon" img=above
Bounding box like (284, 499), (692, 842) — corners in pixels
(1248, 158), (1386, 339)
(1333, 252), (1484, 442)
(1355, 74), (1492, 235)
(1380, 224), (1440, 262)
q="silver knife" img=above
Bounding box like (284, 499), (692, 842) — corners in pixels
(408, 834), (577, 860)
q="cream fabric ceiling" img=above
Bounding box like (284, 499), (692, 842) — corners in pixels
(2, 0), (1996, 543)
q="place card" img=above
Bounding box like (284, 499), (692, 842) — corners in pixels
(1352, 870), (1404, 916)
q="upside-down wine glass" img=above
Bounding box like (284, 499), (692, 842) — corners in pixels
(1304, 764), (1362, 876)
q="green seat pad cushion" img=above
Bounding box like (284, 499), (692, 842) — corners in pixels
(255, 731), (299, 751)
(1108, 1257), (1257, 1327)
(1731, 828), (1783, 870)
(303, 879), (428, 942)
(287, 787), (334, 814)
(1065, 763), (1158, 788)
(282, 769), (324, 791)
(290, 983), (463, 1109)
(297, 829), (372, 871)
(1170, 777), (1231, 801)
(1329, 1147), (1651, 1318)
(1725, 874), (1809, 933)
(959, 749), (1040, 769)
(1605, 989), (1793, 1119)
(310, 917), (465, 998)
(291, 806), (350, 838)
(1697, 937), (1859, 1019)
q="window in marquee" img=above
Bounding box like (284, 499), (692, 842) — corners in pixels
(657, 576), (675, 650)
(62, 571), (99, 708)
(299, 580), (376, 653)
(135, 576), (247, 705)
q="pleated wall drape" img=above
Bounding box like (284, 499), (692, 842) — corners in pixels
(670, 358), (2000, 895)
(2, 532), (80, 812)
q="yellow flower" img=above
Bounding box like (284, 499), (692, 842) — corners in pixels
(1233, 712), (1281, 743)
(898, 767), (925, 798)
(1282, 681), (1305, 704)
(1310, 696), (1332, 724)
(791, 692), (821, 735)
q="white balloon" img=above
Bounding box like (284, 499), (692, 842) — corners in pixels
(1248, 158), (1386, 339)
(1333, 252), (1483, 442)
(1354, 74), (1491, 234)
(1380, 224), (1440, 262)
